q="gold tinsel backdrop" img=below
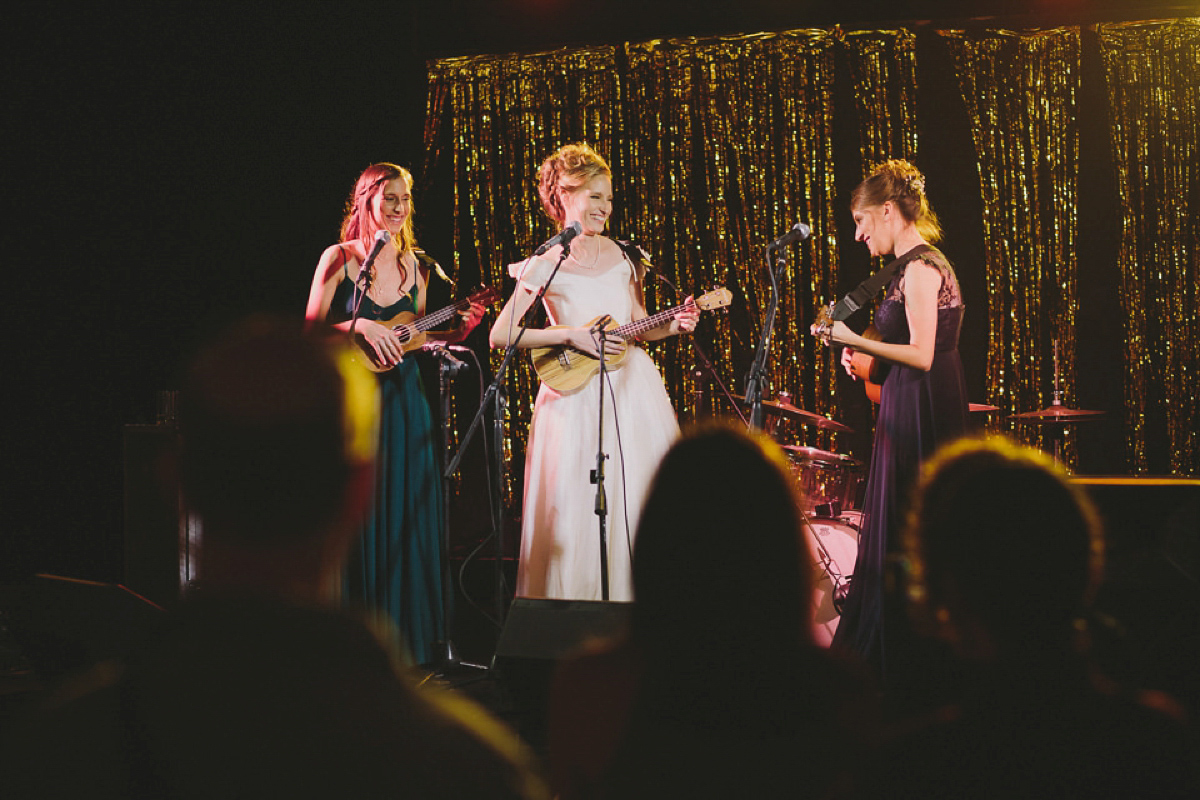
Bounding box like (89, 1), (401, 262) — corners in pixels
(940, 27), (1083, 462)
(422, 19), (1199, 507)
(1098, 18), (1200, 476)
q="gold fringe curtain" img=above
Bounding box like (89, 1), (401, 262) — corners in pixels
(423, 46), (622, 501)
(621, 30), (841, 447)
(1097, 19), (1200, 476)
(938, 28), (1083, 468)
(844, 29), (920, 167)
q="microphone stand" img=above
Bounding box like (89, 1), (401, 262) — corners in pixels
(443, 244), (574, 631)
(744, 243), (787, 431)
(347, 237), (389, 343)
(692, 335), (749, 427)
(424, 343), (488, 682)
(591, 316), (614, 601)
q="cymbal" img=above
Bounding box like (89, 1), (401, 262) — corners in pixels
(1011, 403), (1105, 422)
(969, 403), (1000, 413)
(781, 445), (861, 468)
(759, 398), (853, 433)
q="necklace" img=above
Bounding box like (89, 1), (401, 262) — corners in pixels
(569, 235), (601, 269)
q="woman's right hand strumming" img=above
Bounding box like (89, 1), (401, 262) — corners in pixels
(564, 325), (625, 359)
(840, 346), (857, 379)
(353, 318), (405, 367)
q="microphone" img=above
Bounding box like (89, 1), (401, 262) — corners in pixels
(533, 220), (583, 256)
(769, 222), (812, 249)
(359, 229), (391, 283)
(422, 343), (469, 373)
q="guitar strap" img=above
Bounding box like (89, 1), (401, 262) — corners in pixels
(831, 244), (934, 321)
(615, 238), (651, 282)
(415, 249), (456, 289)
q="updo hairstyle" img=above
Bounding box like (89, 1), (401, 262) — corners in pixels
(537, 143), (612, 225)
(851, 158), (943, 244)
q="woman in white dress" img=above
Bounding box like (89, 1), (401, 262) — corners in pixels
(490, 143), (699, 601)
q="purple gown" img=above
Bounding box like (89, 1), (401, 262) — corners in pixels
(830, 246), (969, 678)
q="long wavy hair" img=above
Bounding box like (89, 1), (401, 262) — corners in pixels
(851, 158), (943, 244)
(339, 163), (417, 275)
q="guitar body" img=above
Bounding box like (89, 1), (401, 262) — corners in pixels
(848, 325), (888, 404)
(351, 311), (429, 372)
(530, 318), (633, 393)
(351, 286), (500, 373)
(530, 287), (732, 393)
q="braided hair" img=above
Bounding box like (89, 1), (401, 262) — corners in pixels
(536, 143), (612, 225)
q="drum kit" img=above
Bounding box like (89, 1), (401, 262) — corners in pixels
(746, 392), (863, 646)
(754, 384), (1105, 646)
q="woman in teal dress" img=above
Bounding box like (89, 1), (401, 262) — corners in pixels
(305, 163), (484, 664)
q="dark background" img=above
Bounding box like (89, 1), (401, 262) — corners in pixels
(3, 0), (1182, 586)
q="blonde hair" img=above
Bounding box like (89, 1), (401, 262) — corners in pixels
(536, 142), (611, 225)
(851, 158), (942, 244)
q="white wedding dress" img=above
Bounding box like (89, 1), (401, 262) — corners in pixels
(512, 253), (680, 601)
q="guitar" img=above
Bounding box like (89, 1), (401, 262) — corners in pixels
(530, 287), (733, 392)
(351, 286), (501, 373)
(814, 302), (887, 403)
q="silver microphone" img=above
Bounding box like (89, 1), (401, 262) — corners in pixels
(769, 222), (812, 248)
(533, 220), (584, 256)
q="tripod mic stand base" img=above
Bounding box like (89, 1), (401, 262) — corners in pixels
(421, 639), (490, 688)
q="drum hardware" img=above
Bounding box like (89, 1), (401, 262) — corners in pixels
(1009, 340), (1105, 466)
(783, 445), (864, 517)
(1011, 404), (1105, 421)
(747, 391), (854, 434)
(804, 516), (859, 647)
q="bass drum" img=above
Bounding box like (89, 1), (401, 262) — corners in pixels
(804, 515), (860, 647)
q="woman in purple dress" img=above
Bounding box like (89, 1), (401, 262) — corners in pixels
(812, 159), (969, 684)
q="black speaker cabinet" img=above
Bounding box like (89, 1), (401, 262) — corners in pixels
(123, 424), (200, 606)
(1073, 477), (1200, 709)
(492, 598), (631, 742)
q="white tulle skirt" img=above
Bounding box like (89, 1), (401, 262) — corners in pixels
(515, 347), (679, 601)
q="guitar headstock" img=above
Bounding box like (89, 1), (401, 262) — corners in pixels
(468, 286), (502, 306)
(813, 300), (835, 344)
(695, 287), (733, 311)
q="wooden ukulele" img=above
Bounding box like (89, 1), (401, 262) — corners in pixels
(351, 286), (500, 373)
(814, 302), (887, 403)
(530, 287), (732, 392)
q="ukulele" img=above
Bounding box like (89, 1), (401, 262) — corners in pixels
(814, 302), (887, 403)
(351, 286), (500, 373)
(530, 287), (732, 392)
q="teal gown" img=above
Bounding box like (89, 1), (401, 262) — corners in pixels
(329, 267), (444, 665)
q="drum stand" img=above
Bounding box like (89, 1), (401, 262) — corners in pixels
(805, 514), (852, 614)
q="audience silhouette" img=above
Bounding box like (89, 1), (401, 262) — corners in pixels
(1, 316), (547, 799)
(548, 422), (876, 799)
(864, 435), (1196, 798)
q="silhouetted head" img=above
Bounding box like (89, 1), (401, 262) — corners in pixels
(903, 436), (1104, 659)
(179, 315), (378, 547)
(632, 423), (813, 665)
